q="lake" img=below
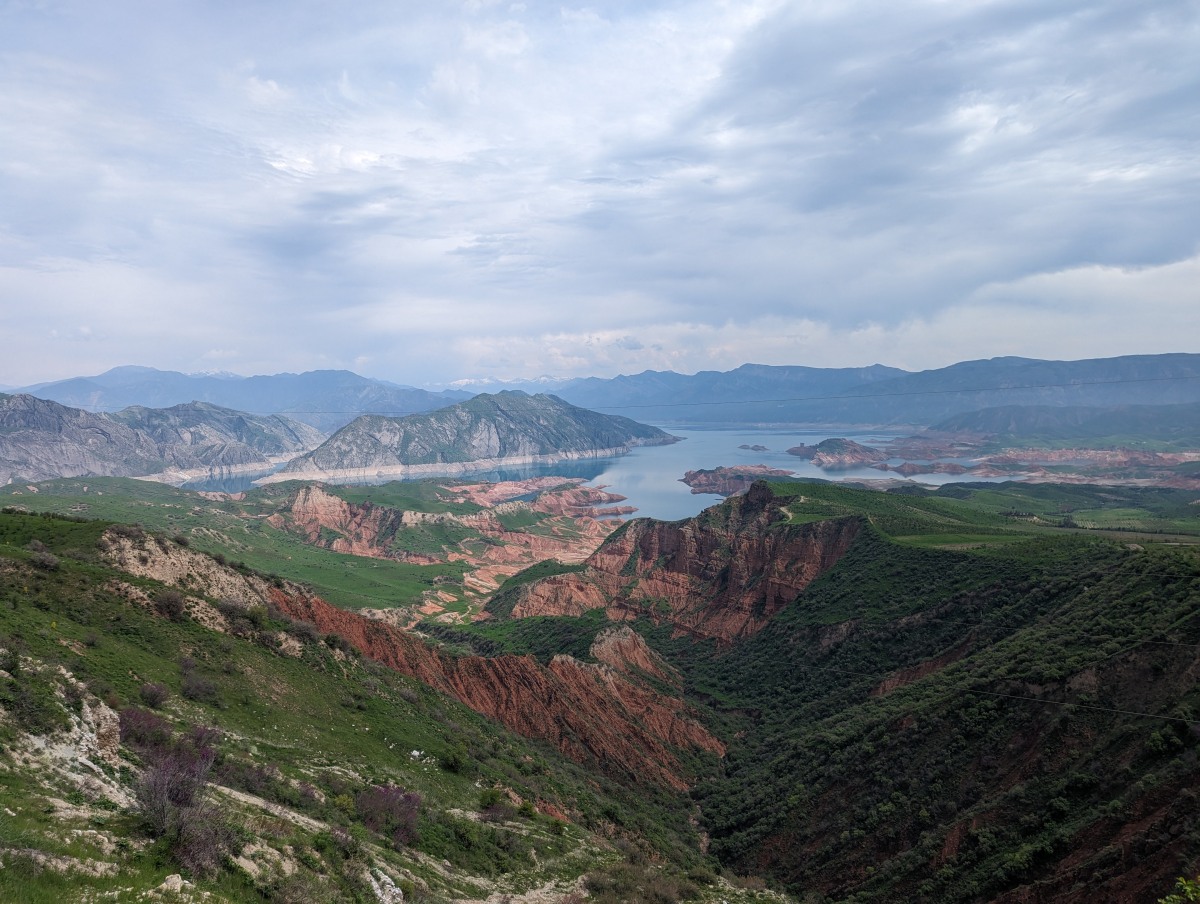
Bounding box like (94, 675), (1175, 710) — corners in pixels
(183, 426), (1002, 521)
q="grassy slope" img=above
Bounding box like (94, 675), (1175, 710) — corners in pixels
(0, 478), (468, 611)
(0, 511), (775, 903)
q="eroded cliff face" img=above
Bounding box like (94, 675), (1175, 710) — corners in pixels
(268, 589), (722, 790)
(99, 530), (722, 791)
(506, 483), (861, 643)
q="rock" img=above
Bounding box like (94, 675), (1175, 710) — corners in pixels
(786, 437), (886, 469)
(680, 465), (794, 496)
(507, 483), (860, 643)
(158, 874), (190, 893)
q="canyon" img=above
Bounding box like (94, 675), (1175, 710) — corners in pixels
(498, 482), (862, 643)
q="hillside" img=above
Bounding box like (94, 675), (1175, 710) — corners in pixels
(0, 395), (322, 486)
(0, 508), (777, 903)
(5, 474), (1200, 901)
(269, 391), (677, 483)
(454, 481), (1200, 902)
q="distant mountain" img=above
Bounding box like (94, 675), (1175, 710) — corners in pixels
(19, 366), (470, 432)
(270, 391), (678, 483)
(929, 400), (1200, 447)
(552, 363), (907, 423)
(0, 394), (322, 485)
(549, 355), (1200, 426)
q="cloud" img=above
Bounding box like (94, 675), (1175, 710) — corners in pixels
(0, 0), (1196, 385)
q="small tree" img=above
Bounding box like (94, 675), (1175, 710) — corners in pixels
(1161, 876), (1200, 904)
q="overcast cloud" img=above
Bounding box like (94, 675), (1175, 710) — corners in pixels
(1, 0), (1197, 386)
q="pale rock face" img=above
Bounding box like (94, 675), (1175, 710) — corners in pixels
(0, 393), (323, 485)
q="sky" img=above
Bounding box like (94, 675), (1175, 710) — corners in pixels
(1, 0), (1197, 388)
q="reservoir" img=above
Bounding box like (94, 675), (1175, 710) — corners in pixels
(184, 426), (1000, 522)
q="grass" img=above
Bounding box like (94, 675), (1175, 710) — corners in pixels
(0, 508), (736, 901)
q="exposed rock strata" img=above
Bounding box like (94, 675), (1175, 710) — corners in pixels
(99, 531), (722, 790)
(503, 483), (861, 643)
(264, 484), (618, 605)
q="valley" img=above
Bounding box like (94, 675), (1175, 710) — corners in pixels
(2, 354), (1200, 902)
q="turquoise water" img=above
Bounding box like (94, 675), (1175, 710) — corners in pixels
(185, 426), (1000, 521)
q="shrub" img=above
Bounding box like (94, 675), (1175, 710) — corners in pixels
(139, 682), (170, 709)
(119, 707), (172, 753)
(28, 550), (60, 571)
(180, 672), (219, 704)
(155, 590), (187, 621)
(356, 784), (421, 848)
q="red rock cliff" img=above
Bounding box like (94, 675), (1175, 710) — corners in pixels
(266, 587), (723, 790)
(506, 482), (861, 643)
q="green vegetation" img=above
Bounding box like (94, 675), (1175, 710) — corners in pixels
(468, 480), (1200, 901)
(768, 479), (1200, 543)
(0, 508), (761, 902)
(0, 479), (467, 611)
(5, 474), (1200, 901)
(326, 481), (484, 515)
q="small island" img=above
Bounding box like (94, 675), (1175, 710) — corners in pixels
(680, 465), (795, 496)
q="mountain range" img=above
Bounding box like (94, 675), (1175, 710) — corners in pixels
(17, 354), (1200, 430)
(17, 366), (470, 432)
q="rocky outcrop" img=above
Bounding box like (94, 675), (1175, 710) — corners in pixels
(503, 483), (861, 643)
(266, 391), (678, 484)
(98, 530), (722, 790)
(590, 625), (677, 684)
(680, 465), (794, 496)
(786, 438), (887, 469)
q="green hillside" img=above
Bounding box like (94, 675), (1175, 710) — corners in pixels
(0, 508), (774, 903)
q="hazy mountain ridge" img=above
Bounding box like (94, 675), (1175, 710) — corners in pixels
(19, 366), (470, 432)
(550, 354), (1200, 426)
(272, 391), (678, 483)
(0, 394), (322, 485)
(928, 400), (1200, 446)
(20, 354), (1200, 432)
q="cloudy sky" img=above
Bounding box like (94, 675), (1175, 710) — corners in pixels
(2, 0), (1197, 387)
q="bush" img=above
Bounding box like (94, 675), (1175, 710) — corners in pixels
(180, 672), (219, 704)
(356, 784), (421, 848)
(155, 590), (187, 621)
(119, 706), (173, 754)
(139, 682), (170, 709)
(28, 550), (60, 571)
